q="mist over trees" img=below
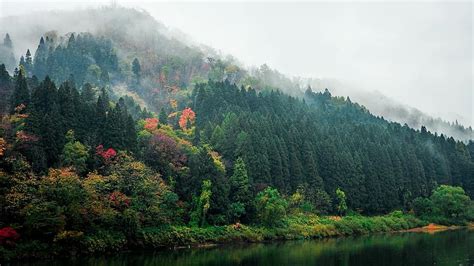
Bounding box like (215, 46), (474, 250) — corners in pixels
(0, 34), (16, 72)
(0, 8), (471, 217)
(0, 6), (471, 141)
(0, 6), (473, 260)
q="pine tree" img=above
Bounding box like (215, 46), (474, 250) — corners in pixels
(3, 33), (12, 48)
(132, 58), (141, 84)
(95, 95), (108, 144)
(58, 81), (77, 132)
(25, 49), (33, 75)
(1, 33), (16, 71)
(124, 114), (137, 152)
(159, 107), (168, 125)
(0, 64), (12, 114)
(302, 141), (324, 189)
(19, 56), (25, 68)
(41, 104), (64, 167)
(268, 139), (284, 191)
(33, 37), (49, 79)
(10, 68), (29, 113)
(229, 157), (251, 205)
(104, 103), (123, 149)
(80, 83), (96, 104)
(210, 125), (224, 150)
(229, 157), (252, 221)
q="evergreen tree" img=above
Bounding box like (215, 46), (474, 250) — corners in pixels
(228, 157), (251, 221)
(10, 68), (29, 113)
(132, 58), (141, 85)
(95, 88), (109, 144)
(80, 83), (96, 104)
(0, 64), (12, 114)
(25, 49), (33, 76)
(0, 33), (16, 72)
(3, 33), (12, 48)
(19, 56), (25, 68)
(33, 37), (48, 79)
(41, 104), (64, 167)
(159, 107), (168, 125)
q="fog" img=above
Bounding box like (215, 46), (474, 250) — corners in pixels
(0, 0), (472, 129)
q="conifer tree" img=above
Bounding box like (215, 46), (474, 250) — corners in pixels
(159, 107), (168, 125)
(3, 33), (12, 48)
(33, 37), (48, 79)
(10, 68), (29, 114)
(25, 49), (33, 75)
(132, 58), (141, 84)
(0, 33), (16, 75)
(229, 157), (251, 206)
(0, 64), (12, 114)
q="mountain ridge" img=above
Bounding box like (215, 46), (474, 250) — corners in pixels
(0, 5), (471, 141)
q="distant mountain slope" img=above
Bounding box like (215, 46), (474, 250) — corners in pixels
(0, 6), (471, 141)
(192, 80), (474, 212)
(303, 78), (473, 142)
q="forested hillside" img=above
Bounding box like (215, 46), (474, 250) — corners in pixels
(193, 81), (474, 213)
(0, 10), (473, 259)
(0, 6), (472, 141)
(1, 63), (473, 220)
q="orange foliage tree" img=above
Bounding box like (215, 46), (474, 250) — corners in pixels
(144, 118), (159, 132)
(179, 108), (196, 130)
(0, 138), (5, 157)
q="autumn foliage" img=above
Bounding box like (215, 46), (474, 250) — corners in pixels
(96, 145), (117, 161)
(0, 227), (20, 246)
(144, 117), (159, 132)
(15, 130), (39, 143)
(109, 191), (131, 210)
(148, 133), (187, 169)
(179, 107), (196, 130)
(0, 137), (5, 157)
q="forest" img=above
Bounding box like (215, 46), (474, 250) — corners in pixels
(0, 28), (473, 260)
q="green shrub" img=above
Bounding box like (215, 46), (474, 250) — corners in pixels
(255, 187), (288, 226)
(82, 230), (127, 253)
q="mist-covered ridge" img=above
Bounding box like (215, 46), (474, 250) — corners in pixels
(0, 5), (471, 141)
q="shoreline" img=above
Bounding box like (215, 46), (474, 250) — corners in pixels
(0, 212), (425, 261)
(2, 213), (472, 262)
(401, 223), (463, 233)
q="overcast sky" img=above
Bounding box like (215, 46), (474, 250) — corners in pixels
(1, 0), (472, 126)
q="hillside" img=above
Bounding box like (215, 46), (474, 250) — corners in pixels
(0, 5), (473, 260)
(0, 6), (472, 141)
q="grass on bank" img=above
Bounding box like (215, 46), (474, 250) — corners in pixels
(0, 211), (426, 260)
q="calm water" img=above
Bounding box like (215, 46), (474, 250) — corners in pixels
(13, 229), (474, 266)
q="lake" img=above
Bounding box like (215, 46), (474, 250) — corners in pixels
(12, 228), (474, 266)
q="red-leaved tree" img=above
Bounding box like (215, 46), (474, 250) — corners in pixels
(96, 145), (117, 163)
(108, 191), (131, 211)
(0, 227), (20, 246)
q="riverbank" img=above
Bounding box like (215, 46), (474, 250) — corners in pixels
(1, 211), (428, 261)
(403, 223), (462, 233)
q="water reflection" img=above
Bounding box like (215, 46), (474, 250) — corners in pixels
(13, 229), (474, 266)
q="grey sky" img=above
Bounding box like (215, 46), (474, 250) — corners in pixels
(1, 0), (472, 126)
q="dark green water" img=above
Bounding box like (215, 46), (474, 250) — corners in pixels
(14, 229), (474, 266)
